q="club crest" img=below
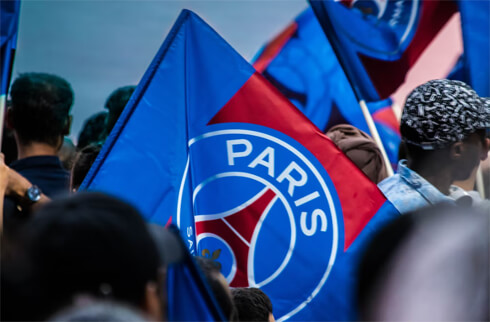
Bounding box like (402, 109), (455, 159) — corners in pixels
(178, 123), (343, 320)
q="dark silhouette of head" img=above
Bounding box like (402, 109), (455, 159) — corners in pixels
(104, 86), (136, 135)
(357, 205), (489, 320)
(400, 79), (490, 192)
(13, 192), (161, 320)
(77, 111), (108, 150)
(70, 144), (102, 191)
(195, 256), (237, 321)
(231, 287), (274, 322)
(9, 73), (73, 148)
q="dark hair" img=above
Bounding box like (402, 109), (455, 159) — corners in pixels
(194, 257), (238, 321)
(77, 111), (108, 150)
(71, 144), (102, 190)
(2, 126), (18, 165)
(356, 213), (416, 319)
(357, 205), (489, 320)
(17, 192), (160, 320)
(231, 287), (273, 322)
(105, 86), (136, 135)
(10, 73), (73, 146)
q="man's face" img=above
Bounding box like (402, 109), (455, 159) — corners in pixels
(454, 130), (490, 181)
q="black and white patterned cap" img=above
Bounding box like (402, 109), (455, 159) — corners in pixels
(401, 79), (490, 150)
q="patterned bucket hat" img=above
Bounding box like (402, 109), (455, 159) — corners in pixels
(401, 79), (490, 150)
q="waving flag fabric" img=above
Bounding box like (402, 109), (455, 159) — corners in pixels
(165, 226), (225, 321)
(1, 0), (20, 96)
(253, 8), (400, 164)
(309, 0), (457, 102)
(457, 0), (490, 96)
(82, 10), (399, 320)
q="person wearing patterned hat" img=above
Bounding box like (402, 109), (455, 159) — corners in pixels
(378, 79), (490, 214)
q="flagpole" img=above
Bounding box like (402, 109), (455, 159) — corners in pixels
(475, 166), (485, 199)
(359, 100), (394, 176)
(308, 1), (394, 176)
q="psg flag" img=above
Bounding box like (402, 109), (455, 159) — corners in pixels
(253, 8), (401, 165)
(457, 0), (490, 96)
(1, 0), (20, 96)
(82, 10), (399, 320)
(309, 0), (457, 102)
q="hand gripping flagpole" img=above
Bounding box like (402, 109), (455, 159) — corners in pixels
(308, 1), (394, 176)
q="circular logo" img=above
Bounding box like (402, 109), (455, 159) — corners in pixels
(177, 124), (342, 321)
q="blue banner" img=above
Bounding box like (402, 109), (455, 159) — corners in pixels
(309, 0), (457, 101)
(1, 0), (20, 96)
(458, 0), (490, 96)
(166, 226), (225, 321)
(82, 9), (399, 320)
(253, 8), (400, 165)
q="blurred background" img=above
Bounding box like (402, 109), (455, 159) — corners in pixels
(12, 0), (307, 141)
(11, 0), (462, 142)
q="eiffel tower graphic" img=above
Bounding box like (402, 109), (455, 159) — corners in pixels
(195, 188), (278, 287)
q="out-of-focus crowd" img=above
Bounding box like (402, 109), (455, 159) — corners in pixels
(1, 73), (489, 321)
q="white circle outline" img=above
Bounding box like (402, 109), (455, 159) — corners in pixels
(178, 128), (339, 321)
(193, 171), (296, 287)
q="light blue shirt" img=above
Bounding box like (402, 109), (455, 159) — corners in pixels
(378, 160), (454, 214)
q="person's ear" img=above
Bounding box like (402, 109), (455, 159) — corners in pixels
(450, 142), (465, 160)
(62, 115), (72, 136)
(143, 281), (163, 321)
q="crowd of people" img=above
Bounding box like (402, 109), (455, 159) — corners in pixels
(1, 72), (489, 321)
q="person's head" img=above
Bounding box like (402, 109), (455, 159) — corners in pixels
(16, 192), (162, 320)
(104, 85), (136, 135)
(77, 111), (108, 150)
(326, 124), (388, 183)
(358, 205), (489, 320)
(231, 287), (274, 322)
(195, 256), (237, 321)
(8, 73), (73, 149)
(400, 79), (490, 181)
(70, 144), (102, 191)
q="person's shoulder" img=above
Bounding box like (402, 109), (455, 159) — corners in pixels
(378, 173), (404, 194)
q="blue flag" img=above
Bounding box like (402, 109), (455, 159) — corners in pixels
(165, 226), (225, 321)
(253, 8), (401, 165)
(457, 0), (490, 96)
(82, 9), (400, 320)
(1, 0), (20, 96)
(309, 0), (457, 102)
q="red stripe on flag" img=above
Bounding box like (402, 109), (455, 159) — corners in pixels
(359, 0), (457, 99)
(253, 22), (298, 73)
(372, 107), (400, 135)
(209, 72), (386, 250)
